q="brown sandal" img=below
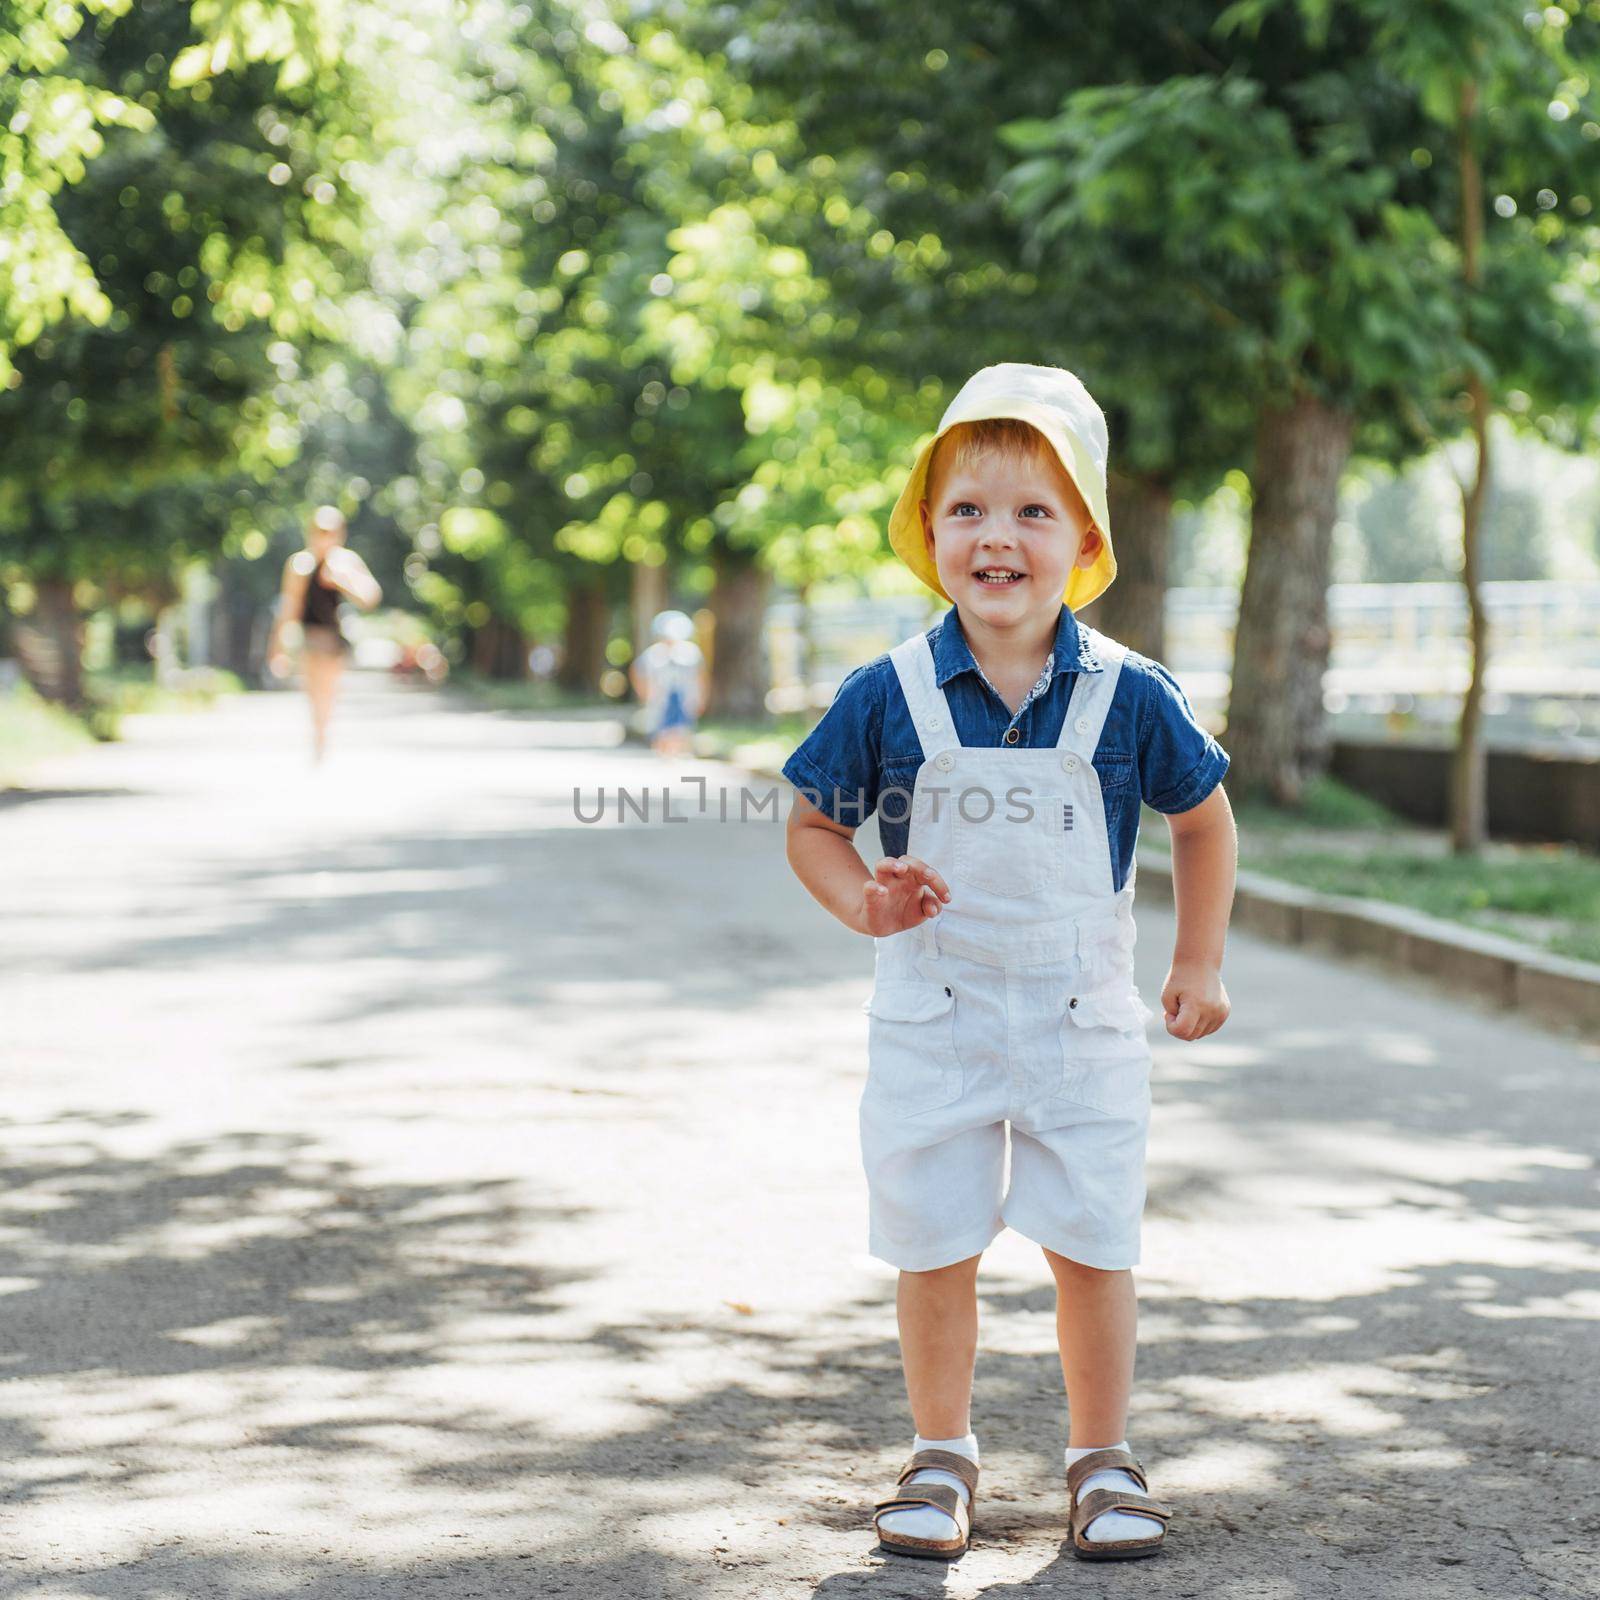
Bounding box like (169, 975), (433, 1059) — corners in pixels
(1066, 1447), (1171, 1561)
(872, 1448), (979, 1561)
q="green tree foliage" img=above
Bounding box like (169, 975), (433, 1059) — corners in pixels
(703, 6), (1262, 486)
(0, 0), (152, 381)
(3, 0), (1596, 719)
(994, 1), (1600, 801)
(0, 1), (376, 543)
(382, 4), (905, 693)
(0, 0), (409, 700)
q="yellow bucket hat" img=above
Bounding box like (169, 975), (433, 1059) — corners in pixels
(887, 362), (1117, 610)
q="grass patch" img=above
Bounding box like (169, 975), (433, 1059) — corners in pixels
(90, 665), (245, 718)
(1231, 774), (1400, 835)
(1146, 774), (1600, 966)
(694, 711), (811, 772)
(0, 667), (246, 786)
(1241, 843), (1600, 967)
(444, 673), (609, 714)
(0, 681), (96, 785)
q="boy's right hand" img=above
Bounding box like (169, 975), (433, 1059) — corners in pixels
(861, 856), (951, 936)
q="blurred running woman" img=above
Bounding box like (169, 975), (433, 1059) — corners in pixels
(267, 506), (383, 762)
(629, 609), (707, 758)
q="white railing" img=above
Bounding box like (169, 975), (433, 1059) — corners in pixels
(765, 583), (1600, 744)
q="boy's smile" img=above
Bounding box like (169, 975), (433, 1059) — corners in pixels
(919, 448), (1102, 631)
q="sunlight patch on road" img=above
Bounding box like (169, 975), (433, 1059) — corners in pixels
(1155, 1438), (1281, 1492)
(1166, 1362), (1472, 1436)
(168, 1315), (280, 1350)
(1460, 1287), (1600, 1320)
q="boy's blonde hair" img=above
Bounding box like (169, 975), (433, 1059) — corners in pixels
(924, 418), (1096, 535)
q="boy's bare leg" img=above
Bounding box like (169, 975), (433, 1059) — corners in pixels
(874, 1254), (983, 1546)
(897, 1253), (982, 1434)
(1044, 1248), (1163, 1544)
(1043, 1249), (1135, 1442)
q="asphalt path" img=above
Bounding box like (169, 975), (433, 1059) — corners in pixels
(2, 674), (1596, 1599)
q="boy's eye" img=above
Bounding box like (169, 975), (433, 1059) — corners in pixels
(951, 502), (1050, 517)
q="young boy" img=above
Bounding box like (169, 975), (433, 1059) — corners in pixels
(782, 363), (1237, 1562)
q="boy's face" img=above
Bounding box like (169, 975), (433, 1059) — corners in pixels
(919, 446), (1102, 627)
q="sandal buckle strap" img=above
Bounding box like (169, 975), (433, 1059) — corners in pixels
(1072, 1485), (1172, 1531)
(873, 1482), (971, 1532)
(1066, 1447), (1147, 1498)
(897, 1448), (979, 1497)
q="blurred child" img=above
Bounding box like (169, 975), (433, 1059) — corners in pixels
(630, 609), (707, 757)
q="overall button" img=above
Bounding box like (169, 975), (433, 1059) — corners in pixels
(1060, 753), (1079, 773)
(928, 714), (944, 730)
(1002, 728), (1020, 745)
(934, 751), (956, 772)
(1074, 715), (1092, 734)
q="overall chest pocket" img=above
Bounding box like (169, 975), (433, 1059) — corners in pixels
(1053, 986), (1154, 1116)
(864, 979), (964, 1118)
(951, 785), (1069, 898)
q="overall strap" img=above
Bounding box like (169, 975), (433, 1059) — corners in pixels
(1056, 626), (1127, 756)
(888, 632), (961, 759)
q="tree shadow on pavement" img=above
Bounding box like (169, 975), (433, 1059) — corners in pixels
(8, 698), (1600, 1597)
(0, 785), (143, 810)
(0, 1110), (592, 1499)
(31, 812), (834, 1010)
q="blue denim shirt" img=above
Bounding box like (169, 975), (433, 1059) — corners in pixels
(781, 603), (1229, 893)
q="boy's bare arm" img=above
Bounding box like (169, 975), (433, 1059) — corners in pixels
(785, 789), (951, 937)
(1160, 783), (1237, 1039)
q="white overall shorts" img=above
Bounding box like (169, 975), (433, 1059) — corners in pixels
(859, 624), (1156, 1273)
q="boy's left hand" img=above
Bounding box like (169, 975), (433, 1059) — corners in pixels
(1160, 962), (1229, 1040)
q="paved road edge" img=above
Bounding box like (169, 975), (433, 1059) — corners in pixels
(1132, 848), (1600, 1041)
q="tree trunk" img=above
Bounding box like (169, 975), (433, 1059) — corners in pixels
(706, 542), (770, 720)
(630, 560), (669, 658)
(795, 578), (817, 717)
(502, 618), (530, 679)
(1450, 411), (1490, 852)
(209, 559), (263, 680)
(14, 576), (86, 708)
(1078, 471), (1170, 661)
(1450, 75), (1490, 855)
(150, 603), (181, 689)
(557, 576), (610, 694)
(470, 618), (526, 679)
(1224, 392), (1354, 806)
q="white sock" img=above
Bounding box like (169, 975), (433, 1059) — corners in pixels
(877, 1431), (978, 1544)
(1066, 1439), (1162, 1544)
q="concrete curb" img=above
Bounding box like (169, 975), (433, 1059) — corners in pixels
(1134, 849), (1600, 1039)
(714, 745), (1600, 1042)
